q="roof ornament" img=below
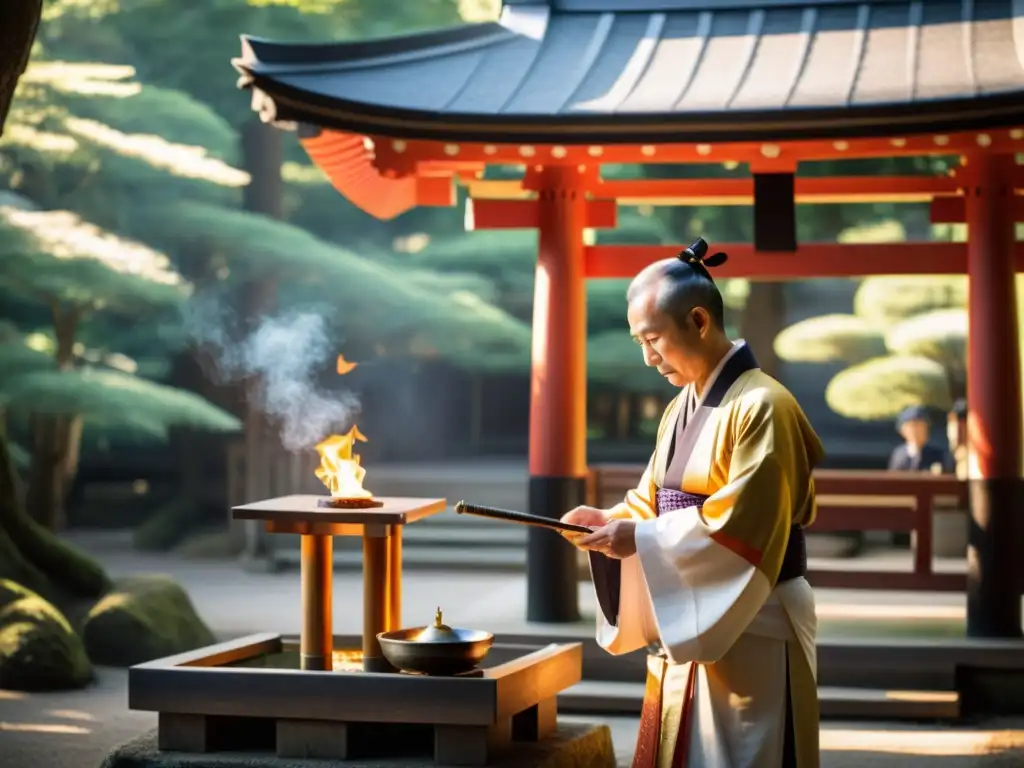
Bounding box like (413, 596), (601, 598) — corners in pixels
(678, 237), (728, 283)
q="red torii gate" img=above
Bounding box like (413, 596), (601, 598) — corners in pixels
(235, 0), (1024, 637)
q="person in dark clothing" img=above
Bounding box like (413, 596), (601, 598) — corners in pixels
(887, 405), (950, 473)
(946, 398), (968, 479)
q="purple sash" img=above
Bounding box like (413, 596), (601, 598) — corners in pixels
(656, 488), (710, 514)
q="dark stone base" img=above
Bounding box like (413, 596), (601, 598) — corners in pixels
(967, 478), (1023, 639)
(959, 668), (1024, 717)
(98, 722), (616, 768)
(527, 476), (586, 624)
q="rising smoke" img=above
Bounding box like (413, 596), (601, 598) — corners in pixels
(184, 292), (359, 452)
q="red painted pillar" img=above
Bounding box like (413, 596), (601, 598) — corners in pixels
(526, 165), (587, 623)
(965, 152), (1023, 638)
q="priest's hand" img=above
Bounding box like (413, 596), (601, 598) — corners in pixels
(575, 519), (637, 559)
(561, 506), (608, 528)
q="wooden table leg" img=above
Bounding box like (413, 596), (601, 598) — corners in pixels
(300, 534), (333, 671)
(362, 531), (392, 672)
(385, 526), (403, 632)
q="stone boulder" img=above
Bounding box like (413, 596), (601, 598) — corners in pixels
(81, 575), (215, 666)
(0, 579), (93, 691)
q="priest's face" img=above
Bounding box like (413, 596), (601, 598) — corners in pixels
(628, 290), (713, 388)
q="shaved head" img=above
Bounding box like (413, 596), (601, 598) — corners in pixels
(625, 246), (734, 390)
(627, 258), (726, 331)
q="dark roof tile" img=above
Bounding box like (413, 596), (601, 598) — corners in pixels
(234, 0), (1024, 142)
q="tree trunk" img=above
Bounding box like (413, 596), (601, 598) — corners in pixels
(238, 119), (284, 562)
(740, 283), (788, 379)
(0, 416), (110, 600)
(26, 305), (81, 530)
(27, 415), (67, 530)
(0, 0), (42, 137)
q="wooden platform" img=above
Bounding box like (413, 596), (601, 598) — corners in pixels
(232, 494), (447, 532)
(100, 722), (616, 768)
(129, 634), (583, 766)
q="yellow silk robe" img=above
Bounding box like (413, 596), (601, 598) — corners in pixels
(594, 347), (824, 768)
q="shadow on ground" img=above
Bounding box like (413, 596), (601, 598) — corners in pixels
(2, 671), (1023, 768)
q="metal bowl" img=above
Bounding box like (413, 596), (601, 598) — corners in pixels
(376, 608), (494, 676)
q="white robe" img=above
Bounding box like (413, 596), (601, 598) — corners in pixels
(591, 342), (823, 768)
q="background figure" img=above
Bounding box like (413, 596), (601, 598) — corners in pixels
(946, 398), (968, 480)
(887, 404), (952, 548)
(887, 405), (950, 473)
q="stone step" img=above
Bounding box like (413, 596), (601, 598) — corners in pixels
(559, 680), (961, 721)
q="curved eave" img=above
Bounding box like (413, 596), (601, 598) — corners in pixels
(235, 1), (1024, 144)
(297, 130), (454, 220)
(247, 84), (1024, 145)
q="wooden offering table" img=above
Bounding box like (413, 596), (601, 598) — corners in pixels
(232, 495), (446, 672)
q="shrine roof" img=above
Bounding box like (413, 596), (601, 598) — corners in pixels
(234, 0), (1024, 144)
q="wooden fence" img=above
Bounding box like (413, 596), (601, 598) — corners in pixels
(587, 465), (969, 592)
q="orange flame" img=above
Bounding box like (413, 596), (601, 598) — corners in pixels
(315, 426), (371, 499)
(316, 354), (370, 499)
(336, 354), (358, 376)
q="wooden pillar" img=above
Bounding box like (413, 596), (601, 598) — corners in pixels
(362, 530), (393, 671)
(239, 120), (283, 566)
(964, 152), (1023, 639)
(526, 165), (587, 623)
(299, 533), (333, 670)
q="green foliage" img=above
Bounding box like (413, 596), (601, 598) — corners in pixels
(774, 314), (886, 365)
(587, 331), (674, 394)
(854, 276), (966, 326)
(0, 338), (55, 389)
(825, 355), (952, 420)
(37, 0), (467, 130)
(776, 265), (969, 421)
(403, 269), (499, 304)
(587, 281), (630, 335)
(133, 201), (532, 358)
(1, 368), (241, 438)
(2, 63), (245, 220)
(885, 308), (966, 368)
(595, 208), (672, 245)
(410, 210), (682, 334)
(0, 203), (189, 314)
(7, 441), (31, 471)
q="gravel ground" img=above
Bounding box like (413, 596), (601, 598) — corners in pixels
(3, 669), (1023, 768)
(2, 532), (1023, 767)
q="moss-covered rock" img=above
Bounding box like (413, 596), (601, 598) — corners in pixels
(0, 579), (93, 691)
(81, 575), (215, 666)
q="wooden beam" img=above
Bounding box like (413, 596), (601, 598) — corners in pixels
(807, 571), (966, 592)
(583, 243), (1024, 280)
(931, 195), (1024, 223)
(596, 175), (963, 206)
(466, 198), (617, 230)
(465, 176), (968, 206)
(371, 129), (1024, 169)
(753, 173), (796, 251)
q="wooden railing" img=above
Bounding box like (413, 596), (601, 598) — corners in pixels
(586, 465), (969, 593)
